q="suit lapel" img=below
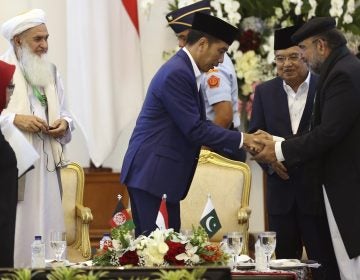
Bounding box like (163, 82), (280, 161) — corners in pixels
(198, 86), (206, 120)
(178, 49), (206, 120)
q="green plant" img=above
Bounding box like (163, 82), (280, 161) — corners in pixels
(75, 270), (109, 280)
(46, 267), (84, 280)
(117, 277), (150, 280)
(0, 268), (43, 280)
(152, 268), (207, 280)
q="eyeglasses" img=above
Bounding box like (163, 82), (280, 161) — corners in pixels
(274, 54), (302, 64)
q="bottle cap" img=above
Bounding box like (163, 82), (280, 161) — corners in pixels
(104, 233), (110, 236)
(35, 235), (42, 240)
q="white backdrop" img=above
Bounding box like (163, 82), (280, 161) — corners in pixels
(0, 0), (264, 232)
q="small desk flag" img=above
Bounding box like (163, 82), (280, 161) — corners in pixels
(200, 194), (221, 238)
(109, 194), (134, 229)
(156, 194), (169, 230)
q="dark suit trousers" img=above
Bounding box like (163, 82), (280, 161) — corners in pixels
(0, 133), (18, 268)
(269, 204), (340, 280)
(127, 187), (180, 237)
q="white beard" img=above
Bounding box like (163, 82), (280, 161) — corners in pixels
(18, 44), (54, 87)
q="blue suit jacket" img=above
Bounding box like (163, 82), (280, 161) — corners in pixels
(248, 74), (323, 215)
(121, 49), (241, 203)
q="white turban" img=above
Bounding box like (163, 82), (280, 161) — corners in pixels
(1, 9), (46, 41)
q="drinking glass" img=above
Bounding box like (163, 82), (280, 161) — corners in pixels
(227, 232), (243, 271)
(259, 231), (276, 271)
(180, 229), (193, 239)
(49, 231), (67, 262)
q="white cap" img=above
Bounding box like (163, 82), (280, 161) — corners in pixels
(1, 9), (46, 41)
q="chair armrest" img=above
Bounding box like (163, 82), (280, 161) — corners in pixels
(238, 206), (251, 224)
(75, 203), (93, 223)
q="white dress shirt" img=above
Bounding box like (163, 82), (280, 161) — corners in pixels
(275, 72), (311, 161)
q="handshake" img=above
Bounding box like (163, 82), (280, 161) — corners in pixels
(242, 130), (289, 180)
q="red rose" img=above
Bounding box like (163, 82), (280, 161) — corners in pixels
(164, 240), (186, 265)
(119, 250), (139, 266)
(239, 30), (261, 52)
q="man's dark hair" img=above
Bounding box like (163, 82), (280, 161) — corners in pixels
(186, 29), (219, 46)
(315, 28), (347, 50)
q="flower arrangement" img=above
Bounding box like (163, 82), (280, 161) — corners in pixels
(141, 0), (360, 129)
(93, 224), (228, 267)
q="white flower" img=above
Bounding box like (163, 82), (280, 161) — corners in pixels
(140, 241), (169, 266)
(136, 229), (170, 266)
(211, 0), (241, 26)
(294, 2), (302, 15)
(282, 0), (291, 12)
(343, 0), (355, 24)
(343, 14), (353, 24)
(224, 1), (241, 25)
(176, 243), (200, 264)
(330, 0), (344, 18)
(344, 32), (360, 54)
(241, 17), (265, 33)
(178, 0), (198, 8)
(112, 239), (121, 251)
(275, 7), (283, 18)
(228, 41), (240, 57)
(307, 0), (317, 19)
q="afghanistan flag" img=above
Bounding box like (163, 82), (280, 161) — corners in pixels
(109, 195), (135, 229)
(200, 195), (221, 238)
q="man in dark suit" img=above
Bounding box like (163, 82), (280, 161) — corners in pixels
(249, 25), (339, 279)
(252, 17), (360, 278)
(121, 13), (257, 237)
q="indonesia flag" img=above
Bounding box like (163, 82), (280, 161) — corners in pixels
(156, 194), (169, 230)
(66, 0), (144, 167)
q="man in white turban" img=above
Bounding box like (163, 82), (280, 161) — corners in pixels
(1, 9), (74, 267)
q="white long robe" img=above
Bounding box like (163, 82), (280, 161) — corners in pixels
(323, 186), (360, 280)
(1, 49), (74, 267)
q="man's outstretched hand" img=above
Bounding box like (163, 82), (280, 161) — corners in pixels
(251, 137), (277, 163)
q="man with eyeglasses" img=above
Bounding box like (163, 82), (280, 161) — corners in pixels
(0, 9), (74, 267)
(249, 25), (340, 279)
(252, 17), (360, 279)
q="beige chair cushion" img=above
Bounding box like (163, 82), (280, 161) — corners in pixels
(181, 150), (251, 254)
(61, 167), (77, 245)
(60, 162), (93, 262)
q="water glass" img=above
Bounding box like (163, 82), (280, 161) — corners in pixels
(227, 232), (243, 271)
(259, 231), (276, 270)
(180, 229), (193, 239)
(49, 231), (67, 262)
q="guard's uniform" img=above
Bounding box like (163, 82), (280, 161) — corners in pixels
(201, 53), (246, 161)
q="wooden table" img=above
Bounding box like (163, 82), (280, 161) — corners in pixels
(232, 271), (297, 279)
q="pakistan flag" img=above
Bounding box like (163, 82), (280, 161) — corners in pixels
(200, 195), (221, 238)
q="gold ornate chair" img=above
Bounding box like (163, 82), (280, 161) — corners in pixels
(180, 150), (252, 254)
(61, 162), (93, 262)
